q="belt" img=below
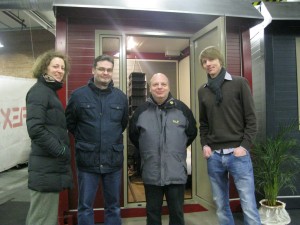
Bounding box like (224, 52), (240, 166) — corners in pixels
(214, 148), (234, 155)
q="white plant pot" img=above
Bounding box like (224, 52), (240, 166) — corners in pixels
(258, 199), (291, 225)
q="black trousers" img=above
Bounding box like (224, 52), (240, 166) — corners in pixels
(144, 183), (185, 225)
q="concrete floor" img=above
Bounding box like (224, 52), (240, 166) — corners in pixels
(0, 166), (299, 225)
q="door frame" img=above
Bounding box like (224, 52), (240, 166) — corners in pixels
(94, 17), (226, 207)
(189, 16), (226, 207)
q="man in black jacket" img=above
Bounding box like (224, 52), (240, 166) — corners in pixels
(66, 55), (128, 225)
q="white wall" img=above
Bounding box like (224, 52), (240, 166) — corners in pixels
(178, 56), (191, 107)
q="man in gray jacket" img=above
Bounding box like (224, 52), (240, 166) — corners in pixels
(129, 73), (197, 225)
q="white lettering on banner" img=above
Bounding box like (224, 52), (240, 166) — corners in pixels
(0, 75), (36, 172)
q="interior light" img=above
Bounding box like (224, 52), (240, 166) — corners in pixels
(0, 42), (4, 48)
(144, 31), (167, 36)
(127, 36), (138, 50)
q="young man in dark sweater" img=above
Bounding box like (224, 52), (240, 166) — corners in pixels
(198, 46), (261, 225)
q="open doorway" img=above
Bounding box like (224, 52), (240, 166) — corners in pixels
(124, 35), (192, 203)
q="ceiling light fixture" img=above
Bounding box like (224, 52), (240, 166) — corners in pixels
(0, 42), (4, 48)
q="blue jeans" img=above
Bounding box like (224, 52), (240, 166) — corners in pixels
(77, 169), (122, 225)
(207, 151), (261, 225)
(144, 184), (185, 225)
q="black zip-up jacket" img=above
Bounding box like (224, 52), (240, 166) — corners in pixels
(66, 78), (128, 173)
(26, 76), (73, 192)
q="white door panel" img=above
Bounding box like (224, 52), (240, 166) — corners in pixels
(190, 16), (226, 205)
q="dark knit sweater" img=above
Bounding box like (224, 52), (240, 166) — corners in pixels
(198, 72), (257, 150)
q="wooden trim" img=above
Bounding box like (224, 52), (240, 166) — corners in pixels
(296, 38), (300, 130)
(241, 30), (253, 90)
(56, 16), (68, 108)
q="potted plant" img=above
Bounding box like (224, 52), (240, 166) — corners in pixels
(251, 122), (300, 225)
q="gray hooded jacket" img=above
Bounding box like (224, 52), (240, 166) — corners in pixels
(129, 94), (197, 186)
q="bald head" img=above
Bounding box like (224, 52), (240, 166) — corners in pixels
(149, 73), (169, 85)
(149, 73), (170, 105)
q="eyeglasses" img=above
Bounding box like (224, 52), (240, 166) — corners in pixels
(97, 67), (113, 73)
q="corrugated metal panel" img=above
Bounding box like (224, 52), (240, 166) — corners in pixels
(265, 33), (299, 136)
(272, 36), (298, 118)
(53, 0), (263, 19)
(251, 31), (266, 141)
(0, 0), (53, 10)
(264, 2), (300, 20)
(265, 34), (300, 206)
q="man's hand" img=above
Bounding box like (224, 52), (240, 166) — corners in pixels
(233, 146), (247, 157)
(203, 145), (212, 159)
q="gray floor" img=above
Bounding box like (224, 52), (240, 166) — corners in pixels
(0, 166), (299, 225)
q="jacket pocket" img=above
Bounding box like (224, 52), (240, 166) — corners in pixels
(79, 102), (97, 121)
(140, 152), (159, 183)
(110, 104), (124, 122)
(75, 141), (98, 167)
(110, 144), (124, 167)
(165, 152), (187, 183)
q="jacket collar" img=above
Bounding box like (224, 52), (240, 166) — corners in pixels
(148, 93), (176, 109)
(88, 77), (114, 93)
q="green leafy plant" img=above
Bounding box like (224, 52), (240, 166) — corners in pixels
(252, 122), (300, 206)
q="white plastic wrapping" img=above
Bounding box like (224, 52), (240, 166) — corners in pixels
(258, 199), (291, 225)
(0, 75), (36, 172)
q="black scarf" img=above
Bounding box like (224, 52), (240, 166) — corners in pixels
(41, 74), (63, 90)
(207, 67), (226, 105)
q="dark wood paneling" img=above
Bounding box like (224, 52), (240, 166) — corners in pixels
(56, 16), (68, 108)
(67, 23), (96, 97)
(226, 27), (241, 76)
(241, 30), (252, 89)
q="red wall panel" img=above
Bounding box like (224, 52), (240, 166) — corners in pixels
(67, 24), (96, 98)
(226, 27), (242, 76)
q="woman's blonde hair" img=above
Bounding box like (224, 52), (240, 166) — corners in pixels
(32, 50), (70, 81)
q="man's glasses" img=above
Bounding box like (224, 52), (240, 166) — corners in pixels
(98, 67), (113, 73)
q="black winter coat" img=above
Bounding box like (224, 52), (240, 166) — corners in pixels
(26, 76), (73, 192)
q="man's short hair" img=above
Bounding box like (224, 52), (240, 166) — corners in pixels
(199, 46), (224, 67)
(93, 54), (114, 68)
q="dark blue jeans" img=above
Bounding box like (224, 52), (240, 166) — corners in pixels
(144, 184), (185, 225)
(77, 169), (122, 225)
